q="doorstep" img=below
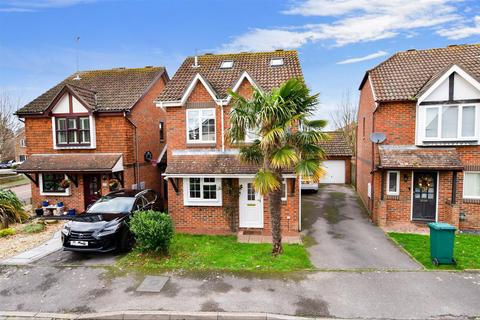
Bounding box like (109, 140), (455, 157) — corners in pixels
(237, 231), (302, 244)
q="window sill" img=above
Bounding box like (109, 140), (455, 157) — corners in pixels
(40, 192), (71, 197)
(186, 143), (217, 148)
(463, 198), (480, 204)
(386, 195), (400, 200)
(54, 145), (95, 150)
(184, 200), (222, 207)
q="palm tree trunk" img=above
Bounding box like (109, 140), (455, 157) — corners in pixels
(269, 187), (283, 255)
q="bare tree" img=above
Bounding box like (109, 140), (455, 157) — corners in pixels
(0, 91), (22, 161)
(330, 90), (357, 156)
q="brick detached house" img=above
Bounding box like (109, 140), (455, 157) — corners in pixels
(156, 50), (304, 236)
(15, 67), (169, 212)
(357, 44), (480, 231)
(14, 127), (27, 163)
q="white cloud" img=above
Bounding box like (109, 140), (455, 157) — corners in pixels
(336, 50), (388, 64)
(437, 15), (480, 39)
(0, 0), (102, 12)
(221, 0), (463, 51)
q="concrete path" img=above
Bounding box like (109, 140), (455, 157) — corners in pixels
(7, 183), (31, 204)
(0, 262), (479, 319)
(0, 231), (62, 265)
(301, 185), (421, 270)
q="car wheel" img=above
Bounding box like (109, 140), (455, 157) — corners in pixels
(119, 230), (135, 252)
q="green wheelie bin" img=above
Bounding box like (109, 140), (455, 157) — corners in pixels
(428, 222), (457, 266)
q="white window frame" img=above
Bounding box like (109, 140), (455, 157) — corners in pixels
(220, 60), (234, 69)
(463, 171), (480, 200)
(186, 108), (216, 144)
(52, 115), (96, 150)
(183, 177), (222, 206)
(420, 104), (478, 142)
(39, 173), (71, 196)
(20, 139), (26, 148)
(270, 58), (284, 66)
(281, 178), (287, 201)
(386, 171), (400, 196)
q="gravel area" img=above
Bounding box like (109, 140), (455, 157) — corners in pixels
(0, 220), (64, 260)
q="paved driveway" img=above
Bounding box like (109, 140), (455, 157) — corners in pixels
(301, 184), (421, 270)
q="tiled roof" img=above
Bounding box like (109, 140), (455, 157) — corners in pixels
(16, 153), (123, 172)
(364, 44), (480, 102)
(165, 154), (294, 175)
(16, 67), (166, 115)
(378, 145), (463, 170)
(156, 50), (303, 102)
(319, 131), (353, 157)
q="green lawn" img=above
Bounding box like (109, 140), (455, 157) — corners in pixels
(0, 174), (29, 189)
(388, 232), (480, 270)
(117, 234), (313, 273)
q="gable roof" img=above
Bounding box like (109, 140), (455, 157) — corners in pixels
(319, 131), (353, 157)
(156, 50), (303, 103)
(360, 44), (480, 102)
(16, 67), (166, 115)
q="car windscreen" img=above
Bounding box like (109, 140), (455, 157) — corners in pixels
(86, 196), (135, 214)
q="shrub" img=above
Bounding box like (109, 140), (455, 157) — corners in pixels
(0, 228), (16, 237)
(130, 210), (174, 254)
(23, 222), (45, 234)
(0, 190), (28, 229)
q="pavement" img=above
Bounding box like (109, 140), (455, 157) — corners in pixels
(301, 184), (421, 270)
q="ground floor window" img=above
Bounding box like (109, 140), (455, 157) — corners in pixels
(40, 173), (70, 196)
(386, 171), (400, 196)
(184, 177), (222, 206)
(463, 171), (480, 199)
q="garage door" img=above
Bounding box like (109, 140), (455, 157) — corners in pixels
(320, 160), (345, 184)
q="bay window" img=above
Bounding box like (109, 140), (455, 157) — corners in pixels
(423, 105), (477, 141)
(186, 109), (216, 143)
(184, 177), (222, 205)
(463, 172), (480, 199)
(56, 116), (91, 146)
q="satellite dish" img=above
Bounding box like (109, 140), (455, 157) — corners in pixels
(370, 132), (386, 144)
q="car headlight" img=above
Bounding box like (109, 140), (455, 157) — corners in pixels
(96, 224), (121, 238)
(61, 227), (70, 236)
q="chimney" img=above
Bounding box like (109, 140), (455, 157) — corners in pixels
(193, 49), (199, 68)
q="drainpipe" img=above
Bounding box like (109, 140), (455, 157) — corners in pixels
(124, 111), (139, 187)
(220, 100), (225, 152)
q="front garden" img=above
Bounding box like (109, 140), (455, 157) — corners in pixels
(388, 232), (480, 270)
(118, 210), (313, 273)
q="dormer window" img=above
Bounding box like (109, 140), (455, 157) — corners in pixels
(270, 58), (284, 66)
(220, 60), (234, 69)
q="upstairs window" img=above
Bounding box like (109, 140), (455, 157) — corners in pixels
(186, 109), (216, 143)
(159, 121), (165, 142)
(424, 105), (477, 140)
(20, 139), (26, 147)
(220, 60), (234, 69)
(270, 58), (284, 66)
(56, 116), (91, 146)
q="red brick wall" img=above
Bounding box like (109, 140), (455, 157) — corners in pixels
(356, 77), (376, 213)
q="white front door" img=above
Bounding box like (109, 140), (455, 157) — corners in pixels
(320, 160), (346, 184)
(239, 178), (264, 228)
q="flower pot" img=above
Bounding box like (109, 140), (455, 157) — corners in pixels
(57, 202), (64, 207)
(35, 208), (44, 217)
(67, 209), (76, 216)
(42, 201), (49, 207)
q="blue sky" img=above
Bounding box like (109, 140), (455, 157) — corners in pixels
(1, 0), (480, 128)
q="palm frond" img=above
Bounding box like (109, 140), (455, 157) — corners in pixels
(270, 146), (299, 169)
(239, 143), (263, 164)
(295, 158), (326, 182)
(253, 169), (281, 195)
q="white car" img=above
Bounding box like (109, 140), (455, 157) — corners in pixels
(301, 179), (319, 192)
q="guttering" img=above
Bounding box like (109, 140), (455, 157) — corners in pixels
(163, 173), (296, 179)
(123, 111), (139, 186)
(220, 100), (225, 151)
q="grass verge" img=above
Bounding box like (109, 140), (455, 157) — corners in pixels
(0, 174), (29, 189)
(388, 232), (480, 270)
(117, 233), (313, 273)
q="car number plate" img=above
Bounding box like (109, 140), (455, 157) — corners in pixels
(70, 240), (88, 246)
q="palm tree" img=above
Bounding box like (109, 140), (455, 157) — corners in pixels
(228, 78), (328, 255)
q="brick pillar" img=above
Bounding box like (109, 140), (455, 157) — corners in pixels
(376, 200), (387, 227)
(450, 204), (460, 229)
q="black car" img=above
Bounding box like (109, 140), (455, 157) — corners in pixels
(61, 189), (160, 253)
